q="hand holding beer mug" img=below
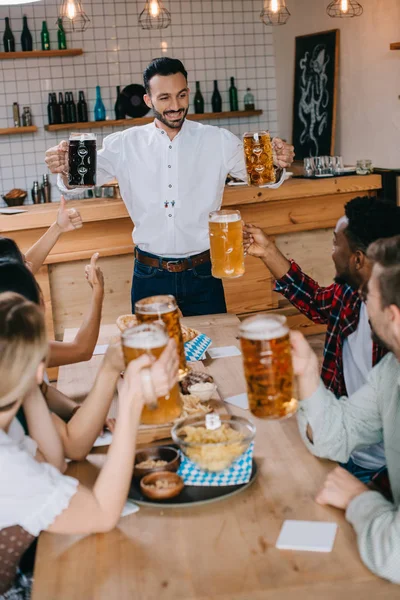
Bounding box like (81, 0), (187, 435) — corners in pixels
(239, 314), (297, 419)
(243, 131), (275, 187)
(122, 323), (181, 425)
(68, 132), (97, 187)
(209, 209), (245, 279)
(135, 295), (188, 380)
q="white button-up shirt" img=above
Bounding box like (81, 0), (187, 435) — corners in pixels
(61, 119), (284, 258)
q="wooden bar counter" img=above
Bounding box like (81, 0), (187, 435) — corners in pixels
(0, 175), (381, 349)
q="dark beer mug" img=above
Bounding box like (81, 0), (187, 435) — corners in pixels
(68, 132), (97, 187)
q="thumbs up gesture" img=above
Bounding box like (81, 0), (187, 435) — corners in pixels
(56, 195), (83, 233)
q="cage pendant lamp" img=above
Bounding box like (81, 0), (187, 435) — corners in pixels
(59, 0), (90, 32)
(260, 0), (291, 26)
(139, 0), (171, 30)
(327, 0), (363, 18)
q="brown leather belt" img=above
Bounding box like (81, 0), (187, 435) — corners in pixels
(135, 248), (211, 273)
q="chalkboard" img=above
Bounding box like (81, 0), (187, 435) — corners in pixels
(292, 29), (339, 160)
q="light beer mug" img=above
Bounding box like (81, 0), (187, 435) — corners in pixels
(135, 294), (188, 380)
(243, 131), (275, 187)
(122, 322), (181, 425)
(239, 314), (297, 420)
(209, 209), (245, 279)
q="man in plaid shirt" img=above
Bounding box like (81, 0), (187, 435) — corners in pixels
(244, 196), (400, 482)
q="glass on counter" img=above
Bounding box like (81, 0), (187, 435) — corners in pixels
(209, 209), (245, 279)
(356, 159), (373, 175)
(68, 132), (97, 187)
(243, 131), (275, 187)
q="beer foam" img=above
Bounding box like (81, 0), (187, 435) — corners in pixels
(135, 295), (175, 315)
(239, 315), (288, 341)
(209, 211), (241, 223)
(123, 326), (167, 349)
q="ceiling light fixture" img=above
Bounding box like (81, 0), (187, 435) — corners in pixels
(59, 0), (90, 32)
(326, 0), (363, 17)
(260, 0), (291, 26)
(139, 0), (171, 30)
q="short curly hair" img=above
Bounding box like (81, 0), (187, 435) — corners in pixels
(344, 196), (400, 253)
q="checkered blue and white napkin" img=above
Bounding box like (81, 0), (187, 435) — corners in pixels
(184, 333), (212, 362)
(177, 442), (254, 486)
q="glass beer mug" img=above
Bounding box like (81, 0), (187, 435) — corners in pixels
(243, 131), (275, 187)
(239, 314), (297, 420)
(209, 209), (245, 279)
(122, 322), (181, 425)
(68, 132), (97, 187)
(135, 294), (188, 380)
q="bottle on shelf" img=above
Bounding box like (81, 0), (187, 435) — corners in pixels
(68, 91), (77, 123)
(114, 86), (125, 120)
(3, 17), (15, 53)
(194, 81), (204, 114)
(57, 17), (67, 50)
(12, 102), (20, 127)
(41, 174), (51, 203)
(21, 16), (33, 52)
(229, 77), (239, 112)
(94, 85), (106, 121)
(58, 92), (66, 124)
(41, 21), (50, 51)
(211, 80), (222, 113)
(31, 181), (42, 204)
(77, 91), (88, 122)
(22, 106), (32, 127)
(47, 93), (57, 125)
(244, 88), (255, 111)
(52, 93), (61, 124)
(64, 92), (71, 122)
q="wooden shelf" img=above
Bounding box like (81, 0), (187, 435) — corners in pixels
(0, 49), (83, 60)
(0, 126), (38, 136)
(45, 110), (263, 131)
(390, 43), (400, 50)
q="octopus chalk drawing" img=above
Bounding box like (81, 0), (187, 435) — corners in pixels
(298, 44), (330, 157)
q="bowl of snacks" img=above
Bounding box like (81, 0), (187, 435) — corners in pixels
(2, 189), (27, 207)
(180, 371), (214, 395)
(187, 381), (217, 402)
(140, 471), (184, 500)
(134, 446), (180, 479)
(171, 415), (256, 472)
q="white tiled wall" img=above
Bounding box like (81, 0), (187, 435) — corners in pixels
(0, 0), (278, 205)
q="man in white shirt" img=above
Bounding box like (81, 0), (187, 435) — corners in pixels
(45, 57), (294, 316)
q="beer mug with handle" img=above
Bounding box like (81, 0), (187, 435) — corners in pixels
(209, 209), (245, 279)
(243, 131), (275, 187)
(239, 314), (297, 419)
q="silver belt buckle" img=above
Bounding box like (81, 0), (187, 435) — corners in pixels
(165, 260), (181, 272)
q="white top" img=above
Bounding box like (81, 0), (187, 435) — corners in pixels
(342, 302), (386, 470)
(0, 419), (78, 537)
(59, 119), (284, 258)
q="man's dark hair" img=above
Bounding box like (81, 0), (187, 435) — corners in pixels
(0, 237), (24, 264)
(143, 57), (188, 94)
(367, 235), (400, 309)
(0, 260), (40, 304)
(344, 196), (400, 253)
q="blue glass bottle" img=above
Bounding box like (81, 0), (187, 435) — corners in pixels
(94, 85), (106, 121)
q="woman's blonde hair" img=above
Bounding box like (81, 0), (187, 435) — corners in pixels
(0, 292), (47, 407)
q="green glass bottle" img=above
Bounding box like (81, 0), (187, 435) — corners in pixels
(194, 81), (204, 114)
(229, 77), (238, 112)
(3, 17), (15, 53)
(57, 17), (67, 50)
(41, 21), (50, 51)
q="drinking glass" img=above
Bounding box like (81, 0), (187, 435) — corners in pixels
(209, 209), (245, 279)
(243, 131), (275, 187)
(68, 132), (97, 187)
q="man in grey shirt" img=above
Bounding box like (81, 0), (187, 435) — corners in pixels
(291, 235), (400, 584)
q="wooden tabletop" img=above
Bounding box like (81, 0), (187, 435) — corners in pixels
(32, 314), (395, 599)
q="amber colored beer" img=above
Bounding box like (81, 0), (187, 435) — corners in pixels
(243, 131), (275, 187)
(239, 314), (297, 419)
(135, 295), (188, 380)
(209, 210), (245, 279)
(122, 323), (181, 425)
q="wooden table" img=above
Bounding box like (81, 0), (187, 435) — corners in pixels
(32, 314), (396, 599)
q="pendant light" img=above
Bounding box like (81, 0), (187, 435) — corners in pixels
(327, 0), (363, 17)
(139, 0), (171, 30)
(260, 0), (290, 26)
(59, 0), (90, 31)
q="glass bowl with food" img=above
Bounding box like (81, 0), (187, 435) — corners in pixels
(171, 415), (256, 472)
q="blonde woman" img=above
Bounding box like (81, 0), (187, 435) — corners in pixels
(0, 292), (178, 599)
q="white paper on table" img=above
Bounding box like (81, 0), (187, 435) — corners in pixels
(120, 500), (140, 518)
(276, 520), (338, 552)
(93, 431), (113, 448)
(224, 393), (249, 410)
(93, 344), (108, 356)
(207, 346), (241, 359)
(0, 208), (28, 214)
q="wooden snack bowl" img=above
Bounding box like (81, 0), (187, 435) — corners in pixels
(140, 471), (184, 500)
(134, 446), (180, 479)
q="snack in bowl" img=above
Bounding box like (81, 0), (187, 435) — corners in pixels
(134, 446), (180, 479)
(116, 314), (200, 344)
(187, 382), (217, 402)
(172, 415), (256, 472)
(140, 471), (184, 500)
(180, 392), (212, 418)
(180, 371), (214, 395)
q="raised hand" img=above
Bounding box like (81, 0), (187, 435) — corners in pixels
(243, 223), (272, 259)
(272, 138), (295, 169)
(316, 466), (369, 510)
(56, 195), (83, 233)
(104, 338), (125, 375)
(85, 252), (104, 295)
(45, 140), (69, 175)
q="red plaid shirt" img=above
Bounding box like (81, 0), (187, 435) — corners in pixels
(274, 260), (387, 398)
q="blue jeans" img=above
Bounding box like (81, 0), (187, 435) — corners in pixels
(131, 250), (227, 317)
